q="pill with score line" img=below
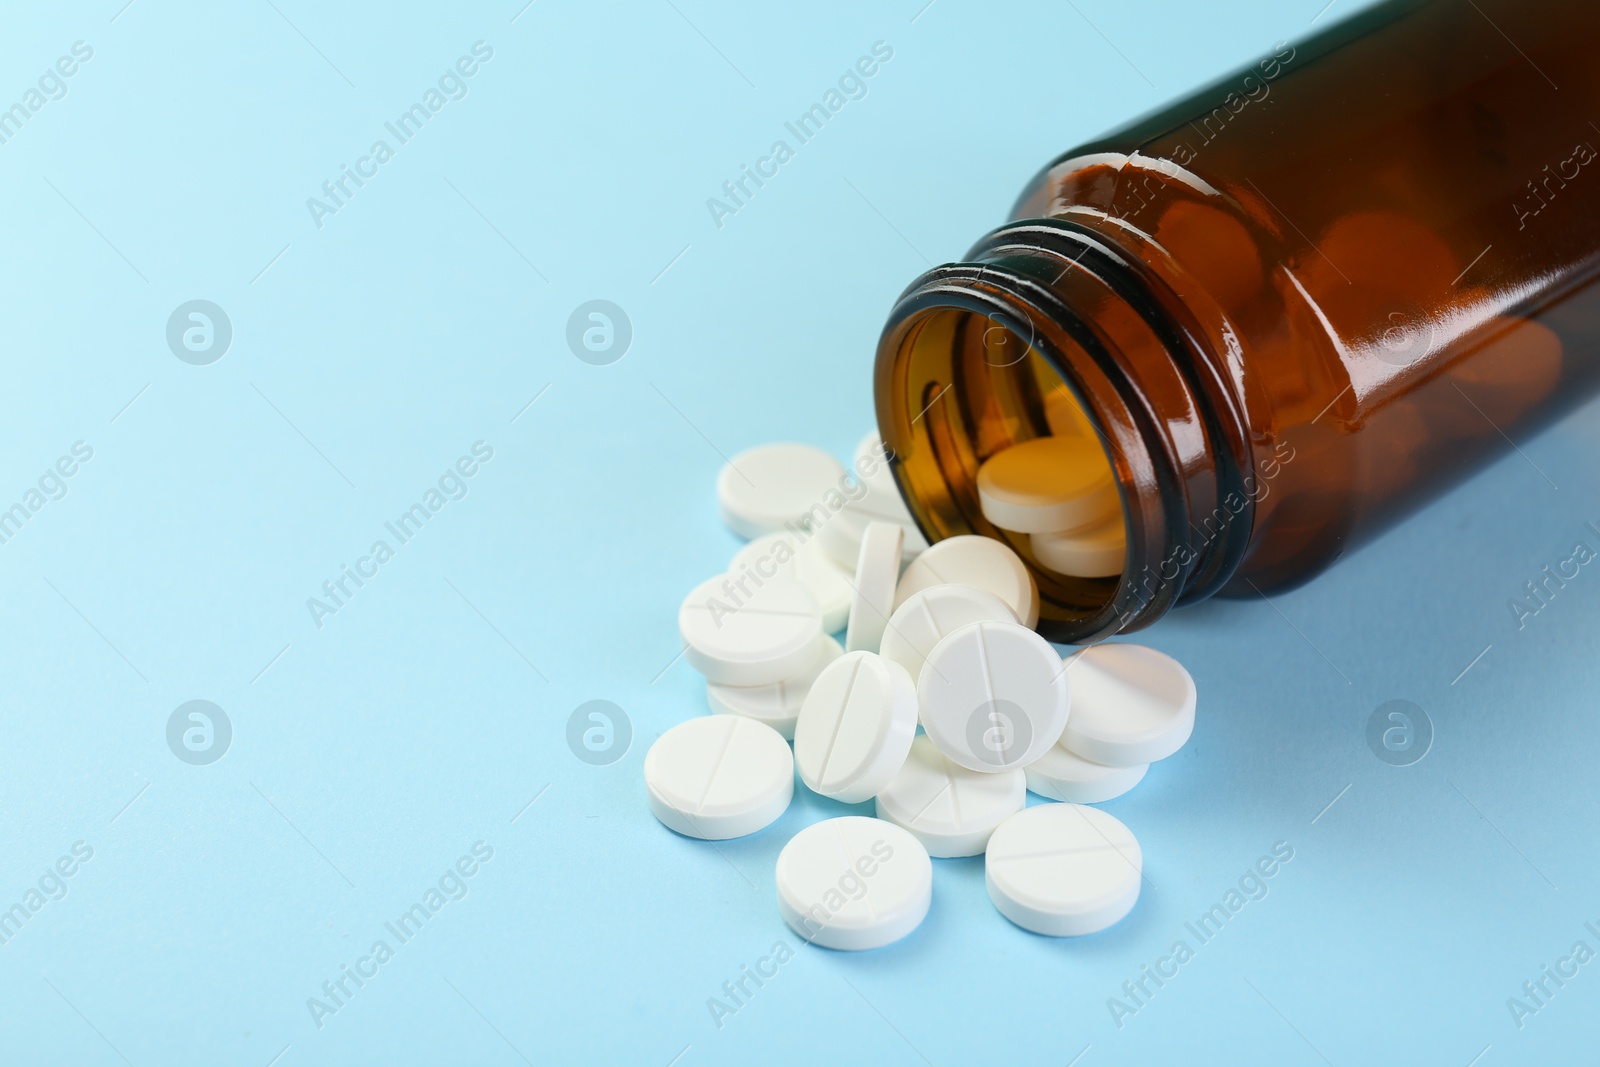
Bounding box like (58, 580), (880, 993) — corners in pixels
(985, 803), (1142, 936)
(678, 575), (822, 687)
(718, 443), (847, 540)
(775, 816), (932, 951)
(918, 620), (1070, 772)
(793, 651), (918, 804)
(645, 716), (794, 840)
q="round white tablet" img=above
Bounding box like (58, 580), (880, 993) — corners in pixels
(845, 522), (904, 653)
(985, 803), (1141, 936)
(875, 736), (1025, 857)
(707, 636), (844, 740)
(678, 575), (822, 686)
(879, 584), (1017, 686)
(818, 494), (929, 571)
(894, 535), (1040, 629)
(853, 432), (903, 509)
(644, 716), (794, 840)
(1025, 742), (1148, 803)
(732, 532), (853, 634)
(1031, 510), (1125, 577)
(793, 651), (918, 803)
(775, 816), (932, 951)
(918, 621), (1070, 772)
(717, 443), (846, 540)
(1058, 643), (1196, 765)
(976, 436), (1118, 534)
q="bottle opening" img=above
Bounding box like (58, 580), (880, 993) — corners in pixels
(879, 222), (1252, 642)
(879, 305), (1130, 639)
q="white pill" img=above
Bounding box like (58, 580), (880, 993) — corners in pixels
(879, 583), (1017, 687)
(1031, 510), (1125, 577)
(817, 494), (929, 572)
(775, 816), (932, 951)
(853, 432), (903, 509)
(875, 735), (1025, 857)
(707, 636), (844, 740)
(894, 535), (1040, 629)
(717, 443), (846, 540)
(644, 716), (794, 840)
(845, 522), (903, 653)
(1058, 643), (1195, 765)
(678, 575), (822, 686)
(1025, 742), (1148, 803)
(985, 803), (1141, 936)
(976, 436), (1118, 535)
(732, 532), (853, 634)
(793, 651), (918, 803)
(918, 621), (1070, 772)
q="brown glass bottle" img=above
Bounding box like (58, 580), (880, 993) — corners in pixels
(874, 0), (1600, 643)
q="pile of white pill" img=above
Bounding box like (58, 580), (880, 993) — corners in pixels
(646, 434), (1195, 949)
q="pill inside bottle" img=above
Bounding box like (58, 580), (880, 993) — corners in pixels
(874, 0), (1600, 643)
(879, 310), (1135, 639)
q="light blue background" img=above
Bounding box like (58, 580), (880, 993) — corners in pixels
(2, 1), (1596, 1064)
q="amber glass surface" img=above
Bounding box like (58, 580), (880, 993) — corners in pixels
(876, 0), (1600, 643)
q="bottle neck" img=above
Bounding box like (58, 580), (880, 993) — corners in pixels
(875, 218), (1254, 643)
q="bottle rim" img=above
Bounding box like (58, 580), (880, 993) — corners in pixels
(874, 218), (1254, 642)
